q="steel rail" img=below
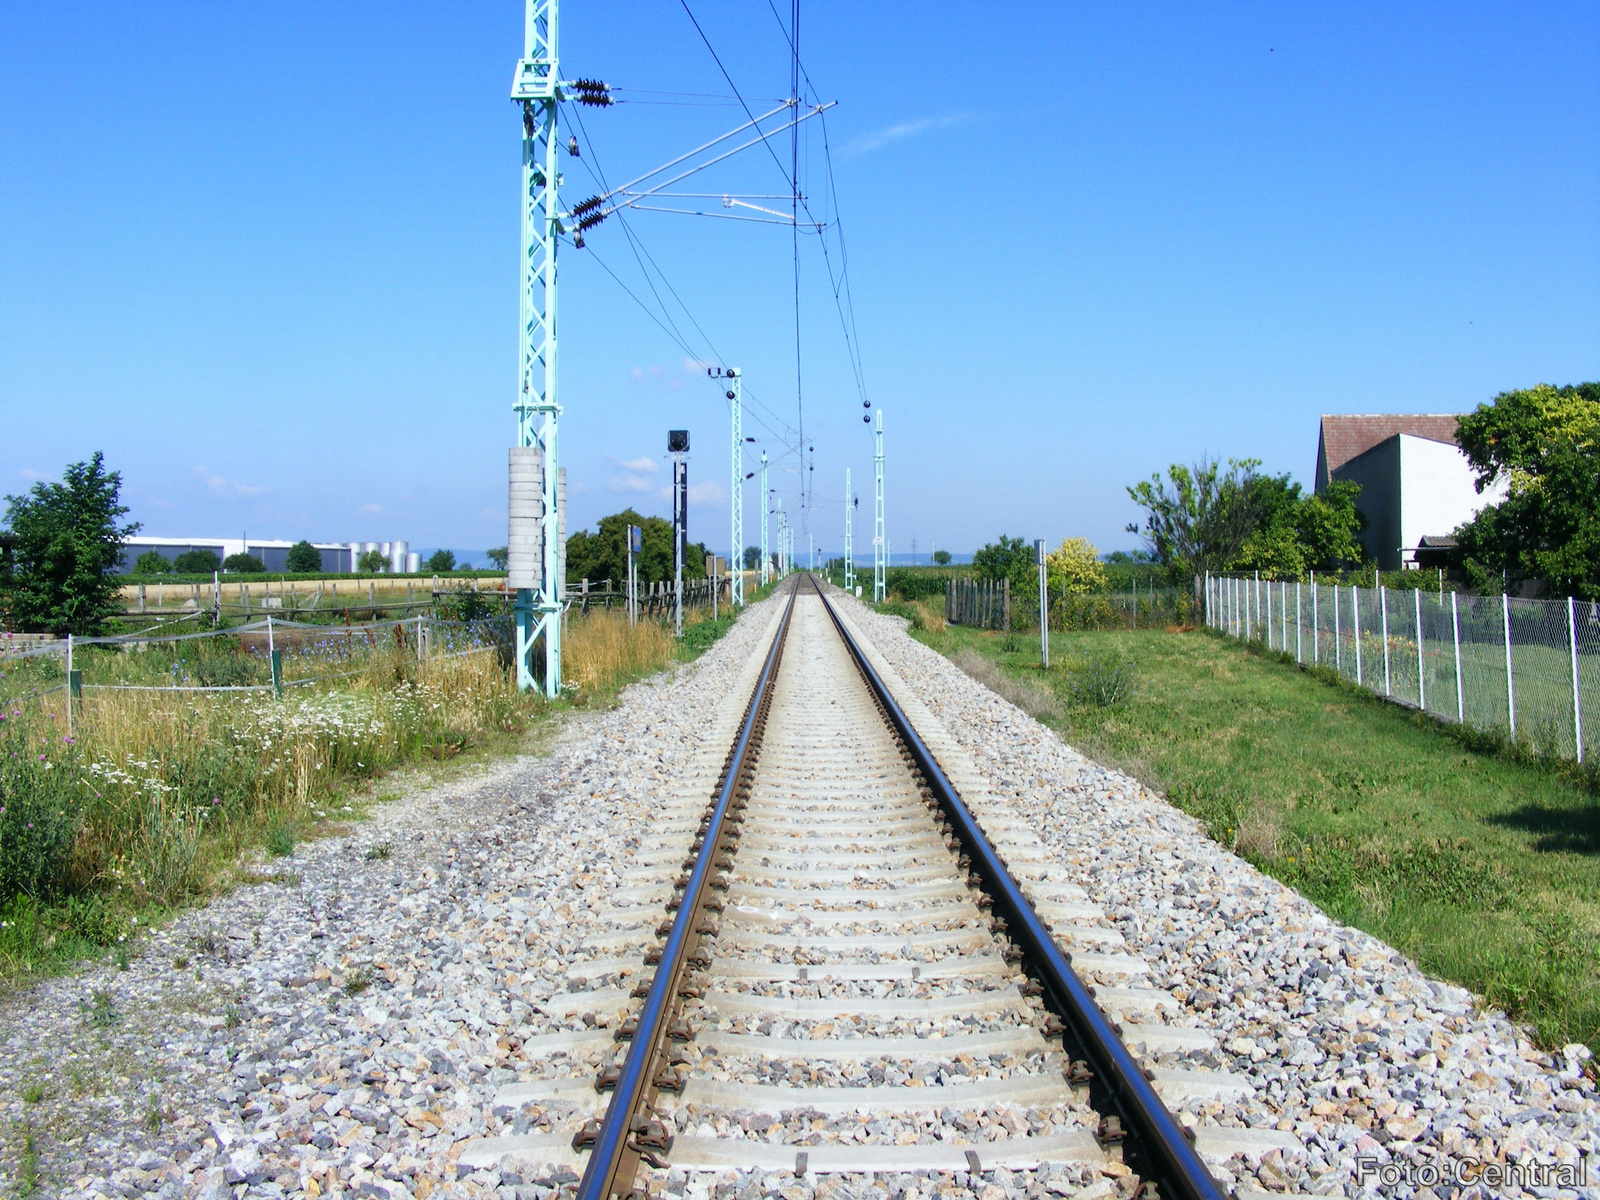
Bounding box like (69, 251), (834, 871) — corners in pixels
(811, 577), (1228, 1200)
(575, 579), (801, 1200)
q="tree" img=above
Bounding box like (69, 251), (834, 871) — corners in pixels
(285, 540), (323, 573)
(133, 550), (172, 575)
(1454, 382), (1600, 596)
(1128, 458), (1363, 580)
(972, 535), (1035, 591)
(1126, 458), (1262, 580)
(931, 549), (952, 566)
(223, 552), (265, 574)
(3, 452), (140, 635)
(743, 545), (762, 570)
(1046, 537), (1107, 595)
(565, 509), (708, 587)
(173, 548), (221, 574)
(486, 547), (509, 570)
(358, 549), (387, 573)
(426, 549), (457, 573)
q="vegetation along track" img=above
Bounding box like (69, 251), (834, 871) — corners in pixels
(460, 577), (1271, 1198)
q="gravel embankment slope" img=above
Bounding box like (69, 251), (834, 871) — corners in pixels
(833, 592), (1598, 1198)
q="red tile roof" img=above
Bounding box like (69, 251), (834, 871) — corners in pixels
(1318, 414), (1462, 477)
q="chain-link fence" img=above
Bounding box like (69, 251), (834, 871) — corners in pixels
(1204, 573), (1598, 762)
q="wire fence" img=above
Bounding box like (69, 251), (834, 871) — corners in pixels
(945, 579), (1198, 632)
(0, 613), (517, 711)
(1205, 573), (1599, 762)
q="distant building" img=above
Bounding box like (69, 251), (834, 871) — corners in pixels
(1314, 414), (1507, 571)
(116, 537), (415, 574)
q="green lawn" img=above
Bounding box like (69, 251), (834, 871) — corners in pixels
(911, 621), (1600, 1052)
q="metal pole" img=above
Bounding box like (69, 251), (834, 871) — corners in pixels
(1415, 588), (1425, 711)
(1452, 590), (1464, 723)
(1037, 539), (1049, 668)
(511, 0), (563, 697)
(1311, 574), (1318, 664)
(1353, 584), (1363, 685)
(1570, 595), (1584, 763)
(725, 367), (744, 607)
(1502, 592), (1515, 738)
(843, 469), (854, 592)
(873, 409), (886, 602)
(1295, 582), (1302, 663)
(1333, 582), (1340, 671)
(674, 453), (686, 638)
(759, 451), (770, 586)
(1380, 585), (1391, 696)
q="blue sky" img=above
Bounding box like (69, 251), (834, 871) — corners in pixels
(3, 1), (1596, 561)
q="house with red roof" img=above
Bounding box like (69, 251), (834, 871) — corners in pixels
(1314, 414), (1508, 571)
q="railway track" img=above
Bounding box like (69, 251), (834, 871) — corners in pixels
(462, 577), (1264, 1199)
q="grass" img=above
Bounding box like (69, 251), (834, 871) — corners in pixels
(0, 603), (744, 993)
(913, 620), (1600, 1053)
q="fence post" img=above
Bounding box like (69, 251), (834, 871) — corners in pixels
(1264, 580), (1271, 648)
(1452, 591), (1464, 723)
(1333, 583), (1341, 671)
(1311, 574), (1318, 664)
(1003, 577), (1010, 631)
(1570, 595), (1584, 764)
(1415, 587), (1425, 712)
(1296, 582), (1302, 662)
(1502, 592), (1516, 739)
(1380, 586), (1391, 696)
(1353, 585), (1363, 685)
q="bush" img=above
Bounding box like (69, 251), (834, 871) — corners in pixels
(133, 551), (171, 575)
(1058, 650), (1136, 707)
(285, 540), (323, 573)
(222, 553), (264, 574)
(173, 548), (221, 574)
(426, 549), (456, 573)
(0, 717), (86, 901)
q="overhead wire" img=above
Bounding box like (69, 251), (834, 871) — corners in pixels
(566, 100), (803, 453)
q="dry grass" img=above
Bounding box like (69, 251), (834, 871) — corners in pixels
(563, 611), (676, 698)
(910, 599), (947, 633)
(951, 646), (1060, 721)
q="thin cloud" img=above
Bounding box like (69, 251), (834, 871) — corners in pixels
(619, 457), (657, 474)
(843, 113), (975, 156)
(357, 502), (384, 515)
(687, 482), (725, 507)
(192, 464), (268, 499)
(18, 468), (46, 481)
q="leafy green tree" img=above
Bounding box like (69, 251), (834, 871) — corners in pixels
(173, 548), (221, 574)
(972, 535), (1035, 590)
(223, 552), (265, 574)
(743, 545), (762, 570)
(1126, 458), (1261, 580)
(133, 550), (172, 575)
(426, 549), (457, 573)
(357, 549), (387, 573)
(565, 509), (708, 587)
(1128, 458), (1363, 580)
(3, 452), (140, 635)
(931, 549), (952, 566)
(285, 540), (323, 573)
(1455, 382), (1600, 596)
(486, 546), (509, 570)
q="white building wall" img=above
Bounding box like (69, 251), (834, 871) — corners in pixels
(1397, 435), (1508, 563)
